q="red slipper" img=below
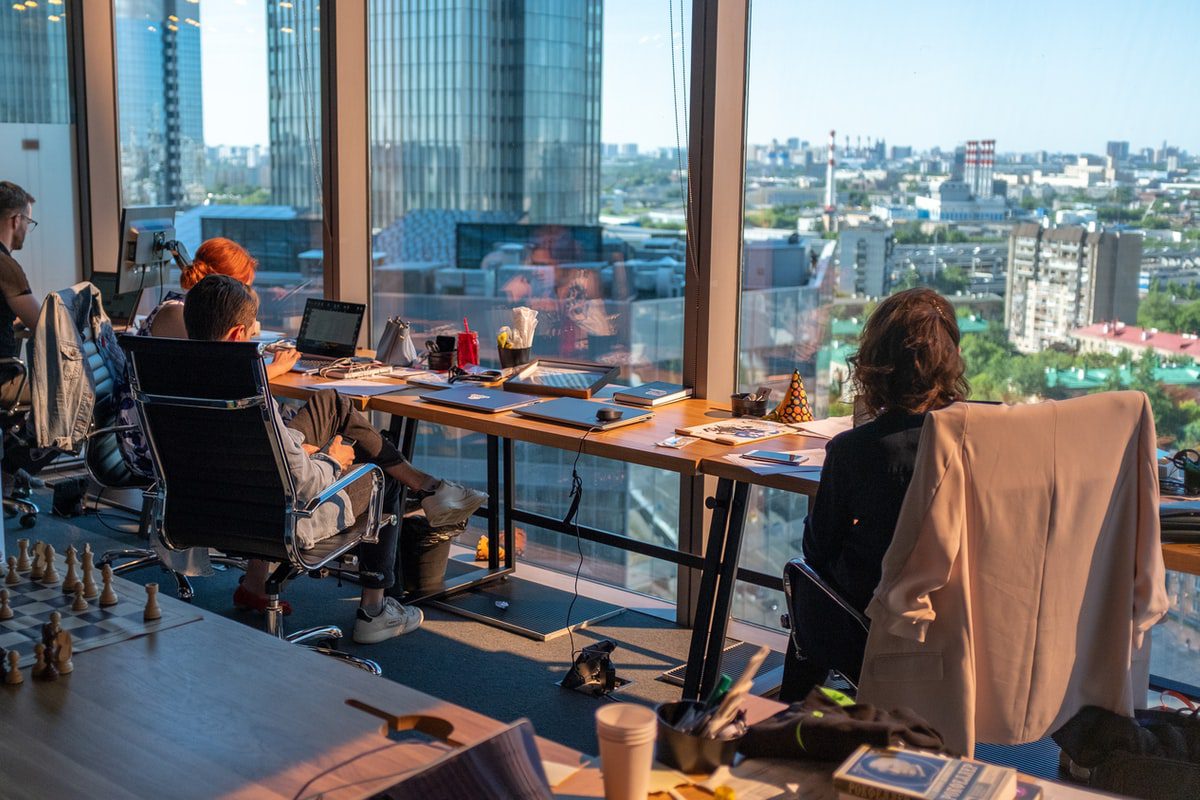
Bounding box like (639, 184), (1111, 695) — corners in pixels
(233, 582), (294, 616)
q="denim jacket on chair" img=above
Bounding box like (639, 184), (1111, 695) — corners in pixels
(32, 281), (125, 452)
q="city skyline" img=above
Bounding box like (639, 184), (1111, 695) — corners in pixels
(194, 0), (1200, 154)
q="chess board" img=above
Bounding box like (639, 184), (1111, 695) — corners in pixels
(1, 555), (201, 669)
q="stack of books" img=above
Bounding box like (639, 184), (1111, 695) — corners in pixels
(833, 746), (1023, 800)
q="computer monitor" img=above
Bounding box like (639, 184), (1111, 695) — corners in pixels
(117, 205), (177, 295)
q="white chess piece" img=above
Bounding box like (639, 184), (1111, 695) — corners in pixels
(72, 581), (88, 612)
(143, 582), (162, 622)
(99, 564), (118, 608)
(41, 544), (60, 585)
(16, 538), (30, 572)
(82, 550), (98, 599)
(29, 542), (44, 581)
(63, 545), (79, 595)
(5, 650), (21, 685)
(4, 557), (17, 586)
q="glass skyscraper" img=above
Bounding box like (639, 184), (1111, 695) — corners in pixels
(266, 0), (322, 213)
(114, 0), (204, 208)
(267, 0), (602, 230)
(0, 4), (70, 125)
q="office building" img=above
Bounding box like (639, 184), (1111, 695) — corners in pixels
(1106, 140), (1130, 162)
(914, 180), (1007, 222)
(1005, 222), (1142, 352)
(0, 4), (70, 124)
(114, 0), (205, 208)
(354, 1), (601, 232)
(837, 221), (895, 297)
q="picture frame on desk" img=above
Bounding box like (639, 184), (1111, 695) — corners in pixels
(503, 358), (617, 399)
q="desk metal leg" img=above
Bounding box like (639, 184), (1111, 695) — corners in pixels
(503, 437), (515, 570)
(682, 477), (735, 700)
(486, 434), (500, 571)
(699, 480), (750, 700)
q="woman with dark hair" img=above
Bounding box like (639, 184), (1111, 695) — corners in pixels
(804, 287), (968, 612)
(783, 288), (968, 699)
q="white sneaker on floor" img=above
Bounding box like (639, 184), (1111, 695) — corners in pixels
(352, 598), (423, 644)
(421, 480), (487, 528)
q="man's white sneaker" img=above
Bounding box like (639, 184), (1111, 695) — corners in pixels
(352, 598), (423, 644)
(420, 480), (487, 528)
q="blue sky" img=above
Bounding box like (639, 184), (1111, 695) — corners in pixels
(199, 0), (1200, 155)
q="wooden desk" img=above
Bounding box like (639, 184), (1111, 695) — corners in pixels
(0, 588), (587, 800)
(1164, 543), (1200, 575)
(271, 370), (820, 698)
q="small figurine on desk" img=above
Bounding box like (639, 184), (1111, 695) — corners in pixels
(767, 370), (814, 424)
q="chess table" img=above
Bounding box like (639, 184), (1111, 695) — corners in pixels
(0, 567), (588, 800)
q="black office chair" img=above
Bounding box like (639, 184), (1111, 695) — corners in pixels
(780, 558), (870, 700)
(0, 356), (39, 528)
(121, 335), (393, 674)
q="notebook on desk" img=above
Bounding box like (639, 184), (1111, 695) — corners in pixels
(289, 298), (366, 374)
(418, 386), (541, 414)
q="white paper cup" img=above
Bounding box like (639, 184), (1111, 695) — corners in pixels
(595, 703), (657, 800)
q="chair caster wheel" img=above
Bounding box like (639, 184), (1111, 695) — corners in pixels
(19, 513), (36, 528)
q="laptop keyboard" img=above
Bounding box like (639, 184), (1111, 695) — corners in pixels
(294, 357), (333, 372)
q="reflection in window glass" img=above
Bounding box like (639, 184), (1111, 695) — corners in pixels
(113, 0), (322, 332)
(737, 0), (1200, 684)
(0, 1), (78, 297)
(369, 1), (690, 601)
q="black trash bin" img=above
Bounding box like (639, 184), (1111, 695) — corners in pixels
(396, 515), (462, 595)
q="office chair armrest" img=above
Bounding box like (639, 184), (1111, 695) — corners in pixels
(0, 356), (26, 371)
(294, 462), (384, 519)
(84, 423), (140, 440)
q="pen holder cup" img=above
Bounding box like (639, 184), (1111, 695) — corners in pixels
(730, 393), (768, 418)
(428, 350), (457, 371)
(655, 700), (743, 775)
(498, 346), (532, 369)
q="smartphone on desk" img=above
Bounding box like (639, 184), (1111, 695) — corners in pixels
(743, 450), (808, 465)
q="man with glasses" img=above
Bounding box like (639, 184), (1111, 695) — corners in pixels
(0, 181), (41, 405)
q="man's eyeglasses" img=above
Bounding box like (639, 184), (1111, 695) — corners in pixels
(17, 214), (37, 231)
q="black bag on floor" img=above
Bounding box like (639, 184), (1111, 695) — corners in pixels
(51, 476), (88, 517)
(1053, 705), (1200, 799)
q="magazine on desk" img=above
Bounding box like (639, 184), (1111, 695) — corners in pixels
(833, 745), (1016, 800)
(675, 418), (791, 445)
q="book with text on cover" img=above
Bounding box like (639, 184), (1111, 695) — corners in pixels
(833, 745), (1017, 800)
(613, 382), (693, 407)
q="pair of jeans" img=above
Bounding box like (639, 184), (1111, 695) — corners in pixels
(286, 390), (404, 590)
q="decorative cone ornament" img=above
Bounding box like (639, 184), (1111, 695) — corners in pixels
(769, 370), (813, 423)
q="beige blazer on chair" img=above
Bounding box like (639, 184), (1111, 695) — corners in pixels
(858, 392), (1168, 756)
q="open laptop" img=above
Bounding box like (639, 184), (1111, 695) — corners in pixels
(418, 386), (541, 414)
(513, 397), (653, 430)
(289, 299), (367, 373)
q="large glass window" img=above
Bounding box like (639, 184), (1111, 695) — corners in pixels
(0, 0), (79, 297)
(736, 0), (1200, 683)
(369, 1), (690, 601)
(113, 0), (322, 332)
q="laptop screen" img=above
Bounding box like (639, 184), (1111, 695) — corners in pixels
(296, 299), (365, 357)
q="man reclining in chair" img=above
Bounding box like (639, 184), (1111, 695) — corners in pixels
(183, 274), (487, 643)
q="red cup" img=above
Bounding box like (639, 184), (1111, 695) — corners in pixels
(457, 331), (479, 367)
